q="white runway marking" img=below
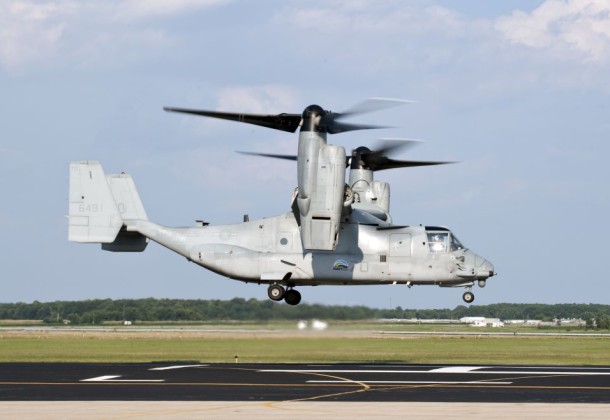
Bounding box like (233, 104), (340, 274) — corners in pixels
(261, 369), (446, 374)
(471, 370), (610, 376)
(429, 366), (485, 373)
(307, 380), (513, 385)
(149, 364), (208, 371)
(80, 375), (165, 382)
(260, 367), (610, 376)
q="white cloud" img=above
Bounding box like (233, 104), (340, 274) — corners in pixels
(495, 0), (610, 61)
(271, 0), (610, 95)
(0, 1), (71, 71)
(112, 0), (229, 21)
(281, 1), (465, 36)
(0, 0), (230, 73)
(271, 2), (477, 87)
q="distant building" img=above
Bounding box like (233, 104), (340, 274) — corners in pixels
(460, 317), (486, 324)
(460, 317), (504, 328)
(504, 320), (525, 324)
(555, 318), (585, 326)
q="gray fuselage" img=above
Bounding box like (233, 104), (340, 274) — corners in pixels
(126, 211), (494, 288)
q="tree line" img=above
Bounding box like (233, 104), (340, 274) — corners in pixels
(0, 299), (609, 327)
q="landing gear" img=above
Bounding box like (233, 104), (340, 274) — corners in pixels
(267, 284), (302, 305)
(267, 284), (285, 301)
(462, 290), (475, 304)
(284, 289), (302, 306)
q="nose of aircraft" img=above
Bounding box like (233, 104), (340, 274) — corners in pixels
(475, 255), (495, 279)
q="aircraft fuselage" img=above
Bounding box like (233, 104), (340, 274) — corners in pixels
(125, 211), (494, 288)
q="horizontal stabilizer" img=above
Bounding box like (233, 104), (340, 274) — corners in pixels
(102, 230), (148, 252)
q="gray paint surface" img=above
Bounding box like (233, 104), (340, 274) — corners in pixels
(69, 160), (494, 304)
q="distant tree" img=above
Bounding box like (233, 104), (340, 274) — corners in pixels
(1, 299), (610, 323)
(595, 315), (609, 330)
(583, 312), (595, 329)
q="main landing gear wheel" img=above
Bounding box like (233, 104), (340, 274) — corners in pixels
(462, 291), (475, 304)
(284, 289), (302, 306)
(268, 284), (285, 301)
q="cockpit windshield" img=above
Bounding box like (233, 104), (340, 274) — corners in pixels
(449, 234), (465, 252)
(426, 227), (466, 253)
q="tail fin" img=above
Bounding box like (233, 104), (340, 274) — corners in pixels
(69, 161), (148, 252)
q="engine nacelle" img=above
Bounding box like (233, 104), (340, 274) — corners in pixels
(298, 144), (346, 250)
(370, 181), (390, 213)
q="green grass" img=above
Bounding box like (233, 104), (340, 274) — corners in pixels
(1, 331), (609, 365)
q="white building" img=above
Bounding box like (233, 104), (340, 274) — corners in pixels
(460, 317), (504, 328)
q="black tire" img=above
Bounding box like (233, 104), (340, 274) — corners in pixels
(268, 284), (285, 301)
(463, 291), (475, 304)
(284, 289), (302, 306)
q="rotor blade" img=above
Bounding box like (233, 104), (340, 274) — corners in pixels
(374, 138), (423, 155)
(338, 97), (415, 119)
(323, 98), (413, 134)
(163, 107), (302, 133)
(327, 121), (389, 134)
(366, 158), (455, 171)
(237, 151), (298, 161)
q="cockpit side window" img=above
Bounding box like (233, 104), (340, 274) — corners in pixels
(425, 227), (466, 253)
(427, 232), (448, 253)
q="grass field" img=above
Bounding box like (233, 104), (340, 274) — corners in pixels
(1, 324), (609, 365)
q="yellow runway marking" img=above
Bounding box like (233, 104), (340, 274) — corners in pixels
(0, 382), (609, 391)
(356, 373), (610, 394)
(262, 370), (371, 413)
(277, 371), (371, 402)
(0, 381), (358, 387)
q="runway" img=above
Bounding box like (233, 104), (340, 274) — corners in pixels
(1, 362), (609, 403)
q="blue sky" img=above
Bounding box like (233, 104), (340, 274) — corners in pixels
(1, 0), (609, 309)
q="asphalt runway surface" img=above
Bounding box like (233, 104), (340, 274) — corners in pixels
(1, 363), (609, 403)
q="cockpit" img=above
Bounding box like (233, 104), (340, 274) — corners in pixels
(425, 226), (465, 253)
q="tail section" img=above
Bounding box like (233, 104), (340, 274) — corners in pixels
(69, 161), (148, 252)
(106, 172), (148, 221)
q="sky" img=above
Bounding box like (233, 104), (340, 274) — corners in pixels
(1, 0), (609, 309)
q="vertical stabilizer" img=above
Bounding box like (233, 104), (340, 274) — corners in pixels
(69, 161), (122, 242)
(69, 161), (149, 251)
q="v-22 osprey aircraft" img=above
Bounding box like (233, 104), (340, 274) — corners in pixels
(68, 99), (495, 305)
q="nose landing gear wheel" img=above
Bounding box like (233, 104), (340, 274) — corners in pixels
(284, 289), (302, 306)
(268, 284), (285, 301)
(462, 291), (475, 304)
